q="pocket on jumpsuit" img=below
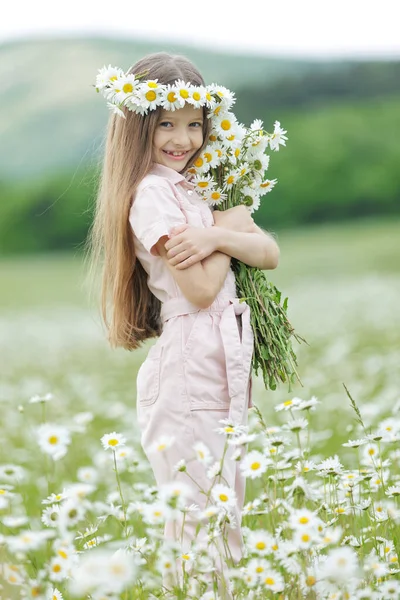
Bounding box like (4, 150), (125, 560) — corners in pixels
(181, 312), (231, 411)
(136, 343), (163, 407)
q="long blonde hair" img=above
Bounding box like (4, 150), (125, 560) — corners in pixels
(86, 52), (210, 350)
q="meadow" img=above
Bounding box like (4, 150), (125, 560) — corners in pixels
(1, 218), (399, 599)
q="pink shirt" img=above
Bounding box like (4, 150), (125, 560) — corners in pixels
(129, 163), (236, 303)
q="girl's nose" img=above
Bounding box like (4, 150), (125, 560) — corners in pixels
(172, 127), (190, 147)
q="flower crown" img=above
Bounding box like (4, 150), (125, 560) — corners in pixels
(94, 64), (235, 119)
(94, 65), (288, 214)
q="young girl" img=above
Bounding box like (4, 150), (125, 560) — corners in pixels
(89, 52), (279, 589)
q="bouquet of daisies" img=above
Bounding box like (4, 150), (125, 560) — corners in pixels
(94, 65), (305, 391)
(188, 111), (305, 391)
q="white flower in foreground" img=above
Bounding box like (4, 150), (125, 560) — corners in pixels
(37, 423), (71, 460)
(318, 546), (359, 583)
(317, 455), (344, 476)
(69, 547), (137, 596)
(50, 589), (63, 600)
(42, 504), (61, 527)
(0, 464), (26, 483)
(77, 466), (99, 484)
(386, 484), (400, 497)
(142, 500), (174, 525)
(159, 481), (192, 508)
(261, 568), (285, 592)
(240, 450), (268, 479)
(193, 441), (213, 465)
(289, 508), (321, 532)
(378, 579), (400, 598)
(342, 438), (368, 448)
(211, 483), (237, 508)
(283, 417), (308, 432)
(245, 529), (274, 556)
(42, 491), (67, 505)
(29, 392), (54, 404)
(215, 418), (247, 436)
(148, 435), (175, 454)
(6, 529), (53, 554)
(2, 515), (29, 528)
(100, 432), (126, 451)
(275, 397), (302, 412)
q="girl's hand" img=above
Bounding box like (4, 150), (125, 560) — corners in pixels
(213, 205), (257, 234)
(165, 224), (218, 269)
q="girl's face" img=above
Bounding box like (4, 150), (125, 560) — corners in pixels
(153, 104), (204, 172)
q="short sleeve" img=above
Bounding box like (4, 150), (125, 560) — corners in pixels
(129, 184), (186, 256)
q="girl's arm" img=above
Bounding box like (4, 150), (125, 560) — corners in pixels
(211, 225), (280, 270)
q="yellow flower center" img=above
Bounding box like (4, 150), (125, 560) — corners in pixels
(224, 426), (234, 433)
(234, 148), (240, 157)
(219, 493), (228, 502)
(52, 564), (61, 573)
(165, 562), (172, 568)
(182, 554), (190, 560)
(299, 516), (309, 524)
(211, 192), (221, 200)
(122, 83), (134, 94)
(194, 157), (204, 168)
(336, 507), (346, 513)
(108, 439), (118, 446)
(209, 134), (217, 142)
(306, 576), (316, 586)
(58, 550), (68, 559)
(302, 534), (310, 542)
(272, 544), (278, 551)
(145, 90), (157, 102)
(48, 436), (58, 445)
(148, 82), (158, 88)
(368, 448), (375, 455)
(198, 450), (204, 459)
(157, 444), (166, 451)
(192, 91), (201, 101)
(214, 105), (222, 115)
(179, 89), (189, 99)
(220, 120), (231, 131)
(256, 566), (264, 573)
(206, 92), (212, 101)
(154, 511), (162, 517)
(227, 134), (235, 141)
(204, 152), (212, 162)
(265, 577), (275, 585)
(251, 462), (261, 471)
(167, 91), (176, 102)
(227, 176), (235, 185)
(261, 181), (271, 188)
(198, 181), (209, 188)
(283, 400), (293, 407)
(256, 541), (266, 550)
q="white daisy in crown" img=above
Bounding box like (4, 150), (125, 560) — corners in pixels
(207, 83), (236, 109)
(109, 74), (139, 104)
(136, 80), (164, 111)
(174, 79), (192, 103)
(95, 64), (125, 90)
(160, 84), (184, 111)
(187, 85), (208, 109)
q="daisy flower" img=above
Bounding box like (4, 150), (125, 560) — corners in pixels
(250, 118), (264, 132)
(149, 435), (176, 454)
(193, 441), (213, 465)
(192, 154), (212, 174)
(41, 504), (61, 527)
(160, 84), (185, 111)
(109, 74), (139, 104)
(211, 483), (237, 508)
(101, 432), (126, 452)
(29, 392), (54, 404)
(37, 423), (71, 460)
(240, 450), (268, 479)
(174, 79), (192, 103)
(136, 80), (164, 111)
(224, 170), (239, 189)
(95, 65), (125, 91)
(107, 102), (126, 119)
(275, 397), (303, 412)
(204, 189), (227, 207)
(202, 146), (220, 168)
(269, 120), (288, 151)
(241, 186), (261, 213)
(258, 178), (277, 196)
(207, 84), (236, 109)
(262, 569), (284, 593)
(245, 529), (274, 556)
(192, 173), (215, 193)
(213, 112), (238, 139)
(386, 484), (400, 497)
(187, 85), (207, 108)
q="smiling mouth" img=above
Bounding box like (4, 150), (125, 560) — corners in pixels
(162, 150), (191, 159)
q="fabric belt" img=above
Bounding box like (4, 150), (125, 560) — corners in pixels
(160, 296), (254, 423)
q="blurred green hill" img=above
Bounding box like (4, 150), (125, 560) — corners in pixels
(0, 36), (399, 253)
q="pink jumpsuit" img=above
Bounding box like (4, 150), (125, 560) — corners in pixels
(129, 163), (254, 573)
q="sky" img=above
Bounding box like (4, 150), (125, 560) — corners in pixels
(1, 0), (400, 59)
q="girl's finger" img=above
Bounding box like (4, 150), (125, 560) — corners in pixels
(169, 223), (189, 237)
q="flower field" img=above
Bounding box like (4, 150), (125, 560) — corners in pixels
(1, 219), (399, 599)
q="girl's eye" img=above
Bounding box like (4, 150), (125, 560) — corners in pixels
(159, 121), (172, 128)
(190, 122), (203, 128)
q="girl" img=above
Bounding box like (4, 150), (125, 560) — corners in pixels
(89, 52), (279, 590)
